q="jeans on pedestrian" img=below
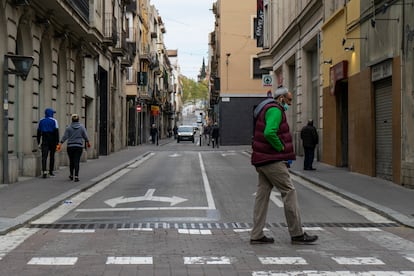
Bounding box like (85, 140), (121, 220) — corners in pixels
(304, 147), (315, 169)
(41, 142), (56, 173)
(67, 147), (83, 177)
(251, 161), (303, 239)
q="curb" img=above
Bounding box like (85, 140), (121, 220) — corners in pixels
(289, 169), (414, 229)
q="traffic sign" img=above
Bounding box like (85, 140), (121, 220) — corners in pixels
(262, 74), (273, 87)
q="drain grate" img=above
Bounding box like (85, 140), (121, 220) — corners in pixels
(29, 222), (400, 230)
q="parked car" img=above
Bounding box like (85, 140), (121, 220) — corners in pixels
(177, 125), (195, 143)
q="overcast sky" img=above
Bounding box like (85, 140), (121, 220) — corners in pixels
(150, 0), (215, 80)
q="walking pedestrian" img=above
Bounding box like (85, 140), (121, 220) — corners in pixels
(300, 119), (318, 170)
(37, 108), (59, 178)
(250, 86), (318, 245)
(211, 123), (219, 148)
(56, 114), (90, 182)
(204, 123), (211, 146)
(150, 124), (158, 145)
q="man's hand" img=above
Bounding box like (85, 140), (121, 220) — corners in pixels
(87, 142), (91, 148)
(56, 144), (61, 152)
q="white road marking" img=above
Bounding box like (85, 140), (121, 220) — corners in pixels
(405, 256), (414, 263)
(31, 152), (155, 223)
(303, 227), (324, 231)
(76, 152), (216, 213)
(27, 257), (78, 265)
(343, 227), (382, 232)
(168, 153), (181, 157)
(233, 228), (269, 233)
(106, 256), (153, 265)
(178, 229), (212, 235)
(117, 228), (153, 231)
(291, 174), (392, 223)
(105, 189), (188, 207)
(0, 228), (39, 261)
(252, 271), (414, 276)
(198, 152), (216, 209)
(32, 169), (131, 224)
(76, 206), (210, 212)
(184, 256), (233, 264)
(259, 257), (307, 265)
(332, 257), (385, 265)
(59, 229), (95, 233)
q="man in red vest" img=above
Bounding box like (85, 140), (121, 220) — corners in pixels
(250, 86), (318, 245)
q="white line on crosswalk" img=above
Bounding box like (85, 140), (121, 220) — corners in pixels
(106, 256), (153, 265)
(27, 257), (78, 265)
(178, 229), (212, 235)
(59, 229), (95, 233)
(117, 228), (153, 231)
(332, 257), (385, 265)
(184, 256), (233, 264)
(342, 227), (381, 232)
(258, 257), (308, 265)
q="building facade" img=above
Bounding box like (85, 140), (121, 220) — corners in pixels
(209, 0), (269, 145)
(256, 0), (414, 188)
(322, 0), (414, 187)
(1, 0), (175, 184)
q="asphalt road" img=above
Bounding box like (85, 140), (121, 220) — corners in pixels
(1, 142), (413, 275)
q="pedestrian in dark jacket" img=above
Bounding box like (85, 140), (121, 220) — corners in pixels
(37, 108), (59, 178)
(300, 119), (318, 170)
(211, 123), (219, 148)
(57, 114), (90, 182)
(150, 124), (158, 145)
(250, 86), (318, 245)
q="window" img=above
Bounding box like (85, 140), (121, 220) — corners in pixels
(252, 58), (267, 79)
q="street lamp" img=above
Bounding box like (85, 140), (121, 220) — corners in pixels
(3, 54), (34, 183)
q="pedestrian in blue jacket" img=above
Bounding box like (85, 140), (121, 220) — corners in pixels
(37, 108), (59, 178)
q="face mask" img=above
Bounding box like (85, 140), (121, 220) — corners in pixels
(283, 103), (289, 111)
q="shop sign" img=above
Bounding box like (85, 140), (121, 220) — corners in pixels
(151, 105), (160, 116)
(330, 60), (348, 95)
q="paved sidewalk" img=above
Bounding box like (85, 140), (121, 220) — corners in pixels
(289, 156), (414, 228)
(0, 141), (413, 235)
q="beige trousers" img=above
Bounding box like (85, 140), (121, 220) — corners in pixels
(251, 161), (303, 239)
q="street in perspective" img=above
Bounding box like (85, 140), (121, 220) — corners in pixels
(0, 113), (413, 275)
(2, 0), (414, 275)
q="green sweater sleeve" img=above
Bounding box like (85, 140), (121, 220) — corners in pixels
(264, 107), (284, 152)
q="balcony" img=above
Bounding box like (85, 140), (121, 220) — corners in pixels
(103, 13), (117, 45)
(139, 45), (151, 62)
(113, 31), (128, 57)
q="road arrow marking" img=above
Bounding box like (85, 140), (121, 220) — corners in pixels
(104, 189), (188, 207)
(169, 153), (181, 157)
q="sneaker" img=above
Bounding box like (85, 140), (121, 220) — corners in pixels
(69, 175), (73, 181)
(74, 177), (79, 182)
(250, 236), (275, 244)
(291, 232), (318, 244)
(49, 172), (55, 177)
(42, 172), (47, 178)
